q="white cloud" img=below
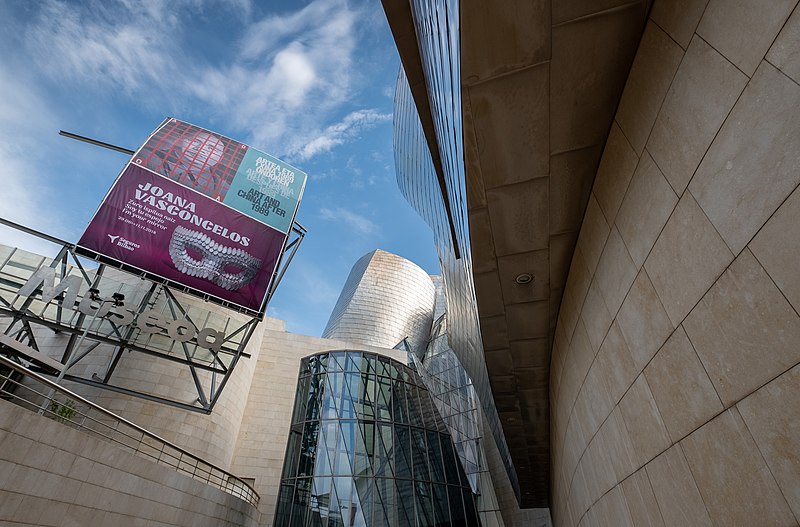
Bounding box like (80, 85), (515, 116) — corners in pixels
(19, 0), (387, 161)
(295, 109), (392, 161)
(319, 207), (379, 236)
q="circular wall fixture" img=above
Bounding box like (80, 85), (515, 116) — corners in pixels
(515, 273), (533, 284)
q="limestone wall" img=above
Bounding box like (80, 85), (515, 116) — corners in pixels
(0, 400), (259, 526)
(551, 1), (800, 525)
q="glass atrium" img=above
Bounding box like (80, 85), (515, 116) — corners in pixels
(274, 350), (481, 527)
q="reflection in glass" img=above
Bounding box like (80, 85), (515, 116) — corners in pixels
(275, 351), (481, 526)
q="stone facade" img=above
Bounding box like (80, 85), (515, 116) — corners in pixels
(550, 2), (800, 525)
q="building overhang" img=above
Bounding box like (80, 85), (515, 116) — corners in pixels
(383, 0), (651, 508)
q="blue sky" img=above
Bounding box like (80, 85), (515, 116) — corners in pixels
(0, 0), (440, 336)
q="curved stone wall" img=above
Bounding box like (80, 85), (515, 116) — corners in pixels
(322, 249), (436, 353)
(551, 2), (800, 525)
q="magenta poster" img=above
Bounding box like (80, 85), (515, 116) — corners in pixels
(78, 164), (284, 311)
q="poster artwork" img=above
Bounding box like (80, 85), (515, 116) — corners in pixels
(133, 118), (306, 234)
(78, 118), (307, 313)
(79, 165), (284, 311)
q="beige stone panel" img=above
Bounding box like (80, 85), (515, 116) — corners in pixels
(768, 5), (800, 84)
(592, 121), (639, 225)
(561, 245), (592, 342)
(646, 444), (713, 527)
(647, 36), (748, 195)
(594, 226), (637, 317)
(596, 322), (637, 405)
(580, 279), (612, 354)
(697, 0), (796, 76)
(581, 360), (614, 440)
(563, 319), (596, 411)
(619, 375), (671, 466)
(615, 22), (684, 154)
(620, 468), (666, 527)
(597, 486), (634, 527)
(650, 0), (709, 49)
(576, 193), (610, 276)
(681, 408), (796, 526)
(486, 177), (550, 256)
(616, 269), (674, 372)
(644, 192), (733, 326)
(615, 150), (678, 268)
(599, 408), (638, 483)
(750, 185), (800, 314)
(644, 326), (723, 442)
(683, 249), (800, 406)
(738, 365), (800, 519)
(690, 61), (800, 254)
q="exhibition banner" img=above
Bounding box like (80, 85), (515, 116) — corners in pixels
(78, 164), (285, 312)
(132, 118), (306, 234)
(77, 118), (307, 313)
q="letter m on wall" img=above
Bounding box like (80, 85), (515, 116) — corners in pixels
(18, 268), (83, 308)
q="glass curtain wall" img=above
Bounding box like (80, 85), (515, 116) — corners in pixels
(275, 350), (481, 527)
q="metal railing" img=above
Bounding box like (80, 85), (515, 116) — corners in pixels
(0, 353), (259, 507)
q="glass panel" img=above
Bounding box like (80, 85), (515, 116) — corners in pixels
(407, 384), (425, 428)
(359, 373), (376, 420)
(394, 425), (413, 480)
(298, 420), (320, 478)
(333, 477), (352, 527)
(319, 421), (339, 478)
(327, 476), (343, 527)
(396, 478), (415, 527)
(375, 377), (392, 421)
(306, 374), (325, 422)
(340, 372), (359, 419)
(293, 376), (310, 425)
(322, 373), (343, 420)
(333, 421), (354, 476)
(351, 477), (371, 527)
(392, 382), (409, 424)
(353, 421), (374, 477)
(432, 483), (449, 526)
(440, 433), (461, 485)
(299, 357), (311, 377)
(414, 481), (434, 527)
(374, 423), (395, 479)
(411, 428), (429, 482)
(282, 428), (302, 479)
(376, 477), (397, 527)
(426, 431), (446, 483)
(311, 477), (332, 527)
(448, 485), (466, 527)
(275, 482), (294, 527)
(345, 352), (362, 372)
(290, 478), (312, 527)
(463, 487), (480, 527)
(329, 351), (345, 372)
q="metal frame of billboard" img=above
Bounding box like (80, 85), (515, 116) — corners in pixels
(0, 214), (301, 413)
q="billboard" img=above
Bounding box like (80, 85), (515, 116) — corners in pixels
(78, 118), (307, 313)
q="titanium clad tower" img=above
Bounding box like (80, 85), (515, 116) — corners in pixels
(322, 250), (436, 354)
